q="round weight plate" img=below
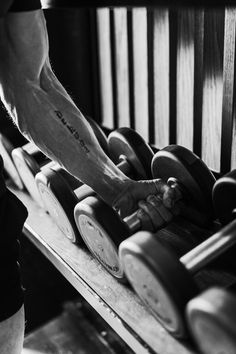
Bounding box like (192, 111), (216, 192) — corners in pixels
(74, 196), (129, 280)
(187, 288), (236, 354)
(0, 134), (24, 189)
(12, 147), (43, 206)
(213, 170), (236, 224)
(85, 116), (109, 156)
(35, 167), (83, 243)
(108, 127), (154, 179)
(152, 146), (216, 221)
(119, 231), (198, 338)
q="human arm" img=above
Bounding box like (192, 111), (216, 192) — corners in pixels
(0, 10), (176, 221)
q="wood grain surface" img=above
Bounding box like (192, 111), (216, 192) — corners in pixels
(15, 188), (199, 354)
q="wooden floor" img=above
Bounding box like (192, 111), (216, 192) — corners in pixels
(23, 299), (133, 354)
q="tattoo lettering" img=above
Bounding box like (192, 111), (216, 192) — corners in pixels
(54, 110), (90, 153)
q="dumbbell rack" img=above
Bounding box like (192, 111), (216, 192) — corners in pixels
(12, 186), (199, 354)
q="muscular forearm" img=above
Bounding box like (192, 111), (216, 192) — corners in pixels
(0, 10), (131, 205)
(2, 62), (129, 205)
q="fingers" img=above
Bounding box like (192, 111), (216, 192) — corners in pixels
(112, 178), (181, 220)
(137, 194), (174, 231)
(152, 179), (177, 209)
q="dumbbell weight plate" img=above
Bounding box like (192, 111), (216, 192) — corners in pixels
(74, 128), (154, 279)
(213, 170), (236, 225)
(0, 134), (24, 189)
(119, 231), (198, 337)
(75, 196), (128, 278)
(152, 145), (216, 224)
(12, 142), (49, 205)
(37, 162), (84, 242)
(108, 127), (154, 179)
(187, 288), (236, 354)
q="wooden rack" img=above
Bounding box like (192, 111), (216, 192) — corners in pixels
(14, 187), (198, 354)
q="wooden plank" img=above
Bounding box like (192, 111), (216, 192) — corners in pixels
(110, 10), (119, 128)
(147, 9), (155, 144)
(14, 188), (197, 354)
(193, 10), (204, 157)
(96, 9), (115, 129)
(176, 9), (195, 150)
(153, 8), (170, 148)
(201, 10), (224, 172)
(132, 8), (149, 141)
(113, 8), (131, 128)
(169, 10), (178, 144)
(127, 9), (135, 129)
(220, 8), (236, 172)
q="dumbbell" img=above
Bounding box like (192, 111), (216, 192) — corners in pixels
(74, 145), (215, 280)
(186, 287), (236, 354)
(37, 127), (153, 244)
(12, 141), (50, 205)
(35, 118), (110, 243)
(119, 169), (236, 338)
(151, 145), (216, 225)
(0, 133), (24, 189)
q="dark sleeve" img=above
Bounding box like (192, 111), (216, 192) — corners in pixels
(9, 0), (42, 12)
(0, 161), (28, 321)
(0, 0), (41, 17)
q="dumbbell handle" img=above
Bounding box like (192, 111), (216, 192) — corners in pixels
(124, 180), (182, 233)
(180, 219), (236, 274)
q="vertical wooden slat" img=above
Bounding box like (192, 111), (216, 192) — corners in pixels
(96, 9), (114, 129)
(147, 9), (155, 144)
(193, 10), (205, 157)
(110, 10), (119, 128)
(169, 10), (178, 145)
(113, 8), (131, 128)
(132, 8), (149, 141)
(221, 8), (236, 172)
(127, 10), (135, 130)
(202, 10), (224, 172)
(153, 8), (170, 149)
(176, 10), (195, 150)
(231, 109), (236, 170)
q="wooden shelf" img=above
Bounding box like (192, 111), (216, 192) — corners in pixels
(13, 187), (197, 354)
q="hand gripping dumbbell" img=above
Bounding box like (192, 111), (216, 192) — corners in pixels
(37, 127), (153, 244)
(74, 145), (215, 281)
(186, 286), (236, 354)
(119, 169), (236, 338)
(0, 133), (24, 189)
(151, 145), (216, 225)
(35, 118), (110, 243)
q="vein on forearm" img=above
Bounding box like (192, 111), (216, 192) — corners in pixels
(4, 66), (129, 204)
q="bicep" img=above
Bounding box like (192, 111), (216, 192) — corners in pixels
(0, 10), (49, 82)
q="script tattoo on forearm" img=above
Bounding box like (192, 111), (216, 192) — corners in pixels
(54, 110), (90, 153)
